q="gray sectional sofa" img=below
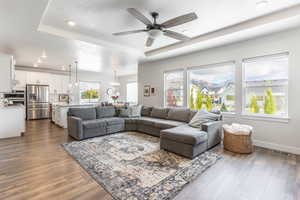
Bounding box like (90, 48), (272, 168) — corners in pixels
(67, 106), (222, 158)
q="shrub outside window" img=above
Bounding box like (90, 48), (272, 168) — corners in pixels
(243, 53), (289, 117)
(79, 81), (101, 103)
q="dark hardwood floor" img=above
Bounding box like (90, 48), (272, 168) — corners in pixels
(0, 120), (299, 200)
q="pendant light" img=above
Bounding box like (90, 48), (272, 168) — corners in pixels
(74, 61), (79, 87)
(68, 64), (73, 88)
(110, 69), (120, 86)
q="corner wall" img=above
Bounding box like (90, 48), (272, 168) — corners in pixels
(138, 27), (300, 154)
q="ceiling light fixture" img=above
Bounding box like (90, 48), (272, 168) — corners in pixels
(110, 69), (120, 86)
(66, 20), (76, 27)
(74, 61), (79, 87)
(37, 58), (42, 64)
(33, 63), (38, 67)
(256, 0), (269, 11)
(41, 50), (47, 59)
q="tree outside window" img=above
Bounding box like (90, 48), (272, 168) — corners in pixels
(188, 63), (235, 112)
(164, 70), (184, 107)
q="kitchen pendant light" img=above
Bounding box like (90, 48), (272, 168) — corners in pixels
(68, 64), (73, 88)
(110, 69), (120, 86)
(74, 61), (79, 87)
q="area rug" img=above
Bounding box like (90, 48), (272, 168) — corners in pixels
(62, 132), (221, 200)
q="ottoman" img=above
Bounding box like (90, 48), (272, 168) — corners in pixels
(160, 125), (208, 159)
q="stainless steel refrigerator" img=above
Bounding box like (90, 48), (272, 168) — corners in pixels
(26, 84), (50, 120)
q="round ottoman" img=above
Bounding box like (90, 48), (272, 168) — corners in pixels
(223, 123), (253, 154)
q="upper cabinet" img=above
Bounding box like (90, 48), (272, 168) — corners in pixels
(0, 53), (14, 93)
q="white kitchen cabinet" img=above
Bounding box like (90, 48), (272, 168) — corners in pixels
(0, 53), (14, 93)
(14, 70), (27, 90)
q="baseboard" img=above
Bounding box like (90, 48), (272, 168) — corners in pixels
(253, 140), (300, 155)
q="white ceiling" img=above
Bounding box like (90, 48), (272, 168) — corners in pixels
(0, 0), (300, 75)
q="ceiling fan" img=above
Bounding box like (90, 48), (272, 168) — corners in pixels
(112, 8), (198, 47)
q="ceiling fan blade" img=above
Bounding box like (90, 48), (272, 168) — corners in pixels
(161, 12), (198, 28)
(146, 37), (154, 47)
(113, 29), (147, 36)
(127, 8), (152, 26)
(163, 30), (191, 41)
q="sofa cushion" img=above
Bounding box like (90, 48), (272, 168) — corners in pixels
(141, 106), (152, 116)
(82, 119), (106, 129)
(189, 110), (220, 128)
(69, 107), (96, 121)
(104, 117), (125, 125)
(96, 106), (116, 118)
(167, 108), (191, 122)
(161, 125), (208, 145)
(125, 118), (139, 124)
(137, 117), (157, 126)
(150, 107), (169, 119)
(154, 120), (186, 129)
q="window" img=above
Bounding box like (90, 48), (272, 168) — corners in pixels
(188, 62), (235, 112)
(164, 70), (184, 107)
(243, 53), (288, 117)
(79, 81), (101, 103)
(126, 82), (138, 104)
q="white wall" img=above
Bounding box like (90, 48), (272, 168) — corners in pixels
(138, 27), (300, 154)
(118, 74), (137, 102)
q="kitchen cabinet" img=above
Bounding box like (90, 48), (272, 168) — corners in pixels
(0, 53), (14, 93)
(14, 70), (70, 94)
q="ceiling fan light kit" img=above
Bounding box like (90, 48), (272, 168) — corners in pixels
(113, 8), (198, 47)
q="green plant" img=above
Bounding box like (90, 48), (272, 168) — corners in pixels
(220, 102), (228, 112)
(250, 95), (260, 113)
(206, 95), (213, 111)
(264, 88), (277, 114)
(195, 88), (203, 110)
(189, 87), (195, 109)
(81, 89), (99, 99)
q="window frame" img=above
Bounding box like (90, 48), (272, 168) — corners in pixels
(163, 68), (185, 108)
(126, 81), (138, 104)
(241, 52), (289, 118)
(187, 61), (236, 113)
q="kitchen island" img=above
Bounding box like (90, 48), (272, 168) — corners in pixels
(0, 104), (25, 139)
(51, 103), (98, 128)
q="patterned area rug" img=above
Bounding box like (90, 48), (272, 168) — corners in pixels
(62, 132), (221, 200)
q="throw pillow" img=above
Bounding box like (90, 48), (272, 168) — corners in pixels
(119, 105), (142, 118)
(189, 110), (220, 128)
(119, 107), (130, 117)
(130, 105), (142, 117)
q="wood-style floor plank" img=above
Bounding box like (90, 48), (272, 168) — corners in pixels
(0, 120), (299, 200)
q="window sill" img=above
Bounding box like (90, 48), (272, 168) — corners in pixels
(241, 113), (290, 123)
(221, 112), (290, 123)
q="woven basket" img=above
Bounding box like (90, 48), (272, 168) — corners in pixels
(223, 129), (253, 154)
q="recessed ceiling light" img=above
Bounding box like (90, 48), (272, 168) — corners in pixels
(66, 20), (76, 27)
(33, 63), (38, 67)
(256, 0), (269, 11)
(37, 58), (42, 64)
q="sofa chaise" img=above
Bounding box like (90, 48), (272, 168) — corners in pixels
(67, 106), (222, 158)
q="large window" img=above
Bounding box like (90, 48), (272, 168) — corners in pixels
(188, 62), (235, 112)
(164, 70), (184, 107)
(243, 53), (288, 117)
(79, 81), (101, 103)
(126, 82), (138, 104)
